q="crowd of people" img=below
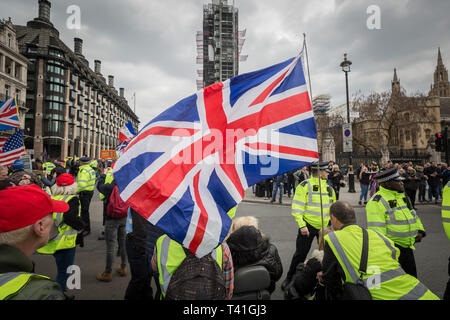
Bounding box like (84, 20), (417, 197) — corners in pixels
(0, 156), (448, 301)
(356, 160), (450, 209)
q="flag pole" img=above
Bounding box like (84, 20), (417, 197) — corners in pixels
(303, 33), (325, 239)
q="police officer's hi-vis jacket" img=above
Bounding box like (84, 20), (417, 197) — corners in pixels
(291, 176), (336, 230)
(76, 164), (96, 193)
(441, 182), (450, 241)
(365, 186), (425, 249)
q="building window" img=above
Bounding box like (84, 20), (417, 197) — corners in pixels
(425, 129), (431, 140)
(7, 33), (12, 47)
(49, 49), (64, 59)
(5, 84), (10, 98)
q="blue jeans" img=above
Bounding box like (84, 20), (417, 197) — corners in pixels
(272, 183), (284, 202)
(428, 184), (438, 202)
(105, 218), (127, 273)
(53, 247), (76, 291)
(360, 184), (369, 202)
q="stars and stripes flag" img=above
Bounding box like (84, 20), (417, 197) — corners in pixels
(119, 121), (135, 143)
(114, 53), (318, 257)
(0, 129), (26, 167)
(0, 98), (21, 131)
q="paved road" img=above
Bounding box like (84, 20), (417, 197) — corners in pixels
(31, 189), (449, 300)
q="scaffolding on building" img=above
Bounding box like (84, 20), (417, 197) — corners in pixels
(312, 94), (331, 112)
(196, 0), (247, 90)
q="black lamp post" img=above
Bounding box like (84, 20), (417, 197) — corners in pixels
(340, 53), (356, 193)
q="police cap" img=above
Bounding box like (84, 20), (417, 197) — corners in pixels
(79, 156), (91, 163)
(310, 161), (329, 171)
(374, 167), (405, 183)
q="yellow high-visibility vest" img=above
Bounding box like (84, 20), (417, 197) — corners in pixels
(325, 225), (439, 300)
(155, 235), (223, 299)
(291, 176), (336, 230)
(37, 195), (80, 254)
(366, 186), (425, 249)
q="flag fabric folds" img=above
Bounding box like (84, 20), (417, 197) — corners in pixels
(0, 129), (26, 167)
(0, 98), (20, 131)
(114, 54), (318, 257)
(119, 121), (135, 143)
(116, 140), (129, 158)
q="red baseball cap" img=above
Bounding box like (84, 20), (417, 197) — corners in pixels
(56, 173), (75, 187)
(0, 184), (69, 233)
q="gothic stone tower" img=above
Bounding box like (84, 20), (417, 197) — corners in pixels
(429, 48), (450, 97)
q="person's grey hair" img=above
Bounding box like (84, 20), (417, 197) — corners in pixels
(51, 182), (78, 196)
(0, 225), (33, 246)
(330, 201), (356, 225)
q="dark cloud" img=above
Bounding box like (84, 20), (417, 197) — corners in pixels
(1, 0), (449, 125)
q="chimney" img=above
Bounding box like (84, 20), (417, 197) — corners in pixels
(120, 88), (125, 97)
(74, 38), (83, 56)
(94, 60), (102, 74)
(38, 0), (51, 22)
(108, 75), (114, 87)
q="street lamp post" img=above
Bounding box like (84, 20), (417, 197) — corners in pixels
(340, 53), (356, 193)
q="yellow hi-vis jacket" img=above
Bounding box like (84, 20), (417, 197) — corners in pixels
(291, 176), (336, 230)
(99, 168), (114, 201)
(43, 162), (55, 176)
(155, 235), (223, 299)
(76, 164), (96, 192)
(365, 186), (425, 249)
(37, 195), (80, 254)
(325, 225), (439, 300)
(0, 272), (51, 300)
(441, 182), (450, 241)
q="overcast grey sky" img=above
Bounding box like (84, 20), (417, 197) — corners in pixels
(2, 0), (449, 128)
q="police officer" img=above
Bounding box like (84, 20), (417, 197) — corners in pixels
(321, 201), (439, 300)
(441, 181), (450, 300)
(366, 167), (426, 278)
(43, 160), (56, 177)
(282, 161), (336, 290)
(76, 157), (96, 236)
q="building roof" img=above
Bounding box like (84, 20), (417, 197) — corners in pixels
(14, 20), (139, 123)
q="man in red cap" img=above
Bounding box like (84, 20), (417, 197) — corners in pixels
(0, 185), (68, 300)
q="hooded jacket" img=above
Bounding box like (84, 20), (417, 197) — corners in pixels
(226, 226), (283, 293)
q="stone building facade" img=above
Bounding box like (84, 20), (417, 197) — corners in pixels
(14, 0), (139, 160)
(0, 18), (28, 138)
(324, 48), (448, 165)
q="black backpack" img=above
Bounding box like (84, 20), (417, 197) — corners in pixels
(340, 228), (372, 300)
(165, 247), (226, 300)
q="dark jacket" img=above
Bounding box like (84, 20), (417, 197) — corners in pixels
(226, 226), (283, 294)
(328, 170), (344, 189)
(96, 174), (117, 220)
(402, 172), (420, 191)
(0, 244), (65, 300)
(273, 174), (287, 184)
(424, 165), (440, 186)
(63, 196), (86, 231)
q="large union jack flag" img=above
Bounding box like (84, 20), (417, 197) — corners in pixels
(114, 54), (319, 257)
(0, 98), (20, 131)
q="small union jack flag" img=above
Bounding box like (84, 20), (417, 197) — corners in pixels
(0, 98), (20, 131)
(114, 53), (318, 257)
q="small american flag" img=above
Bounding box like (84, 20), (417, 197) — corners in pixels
(0, 129), (26, 167)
